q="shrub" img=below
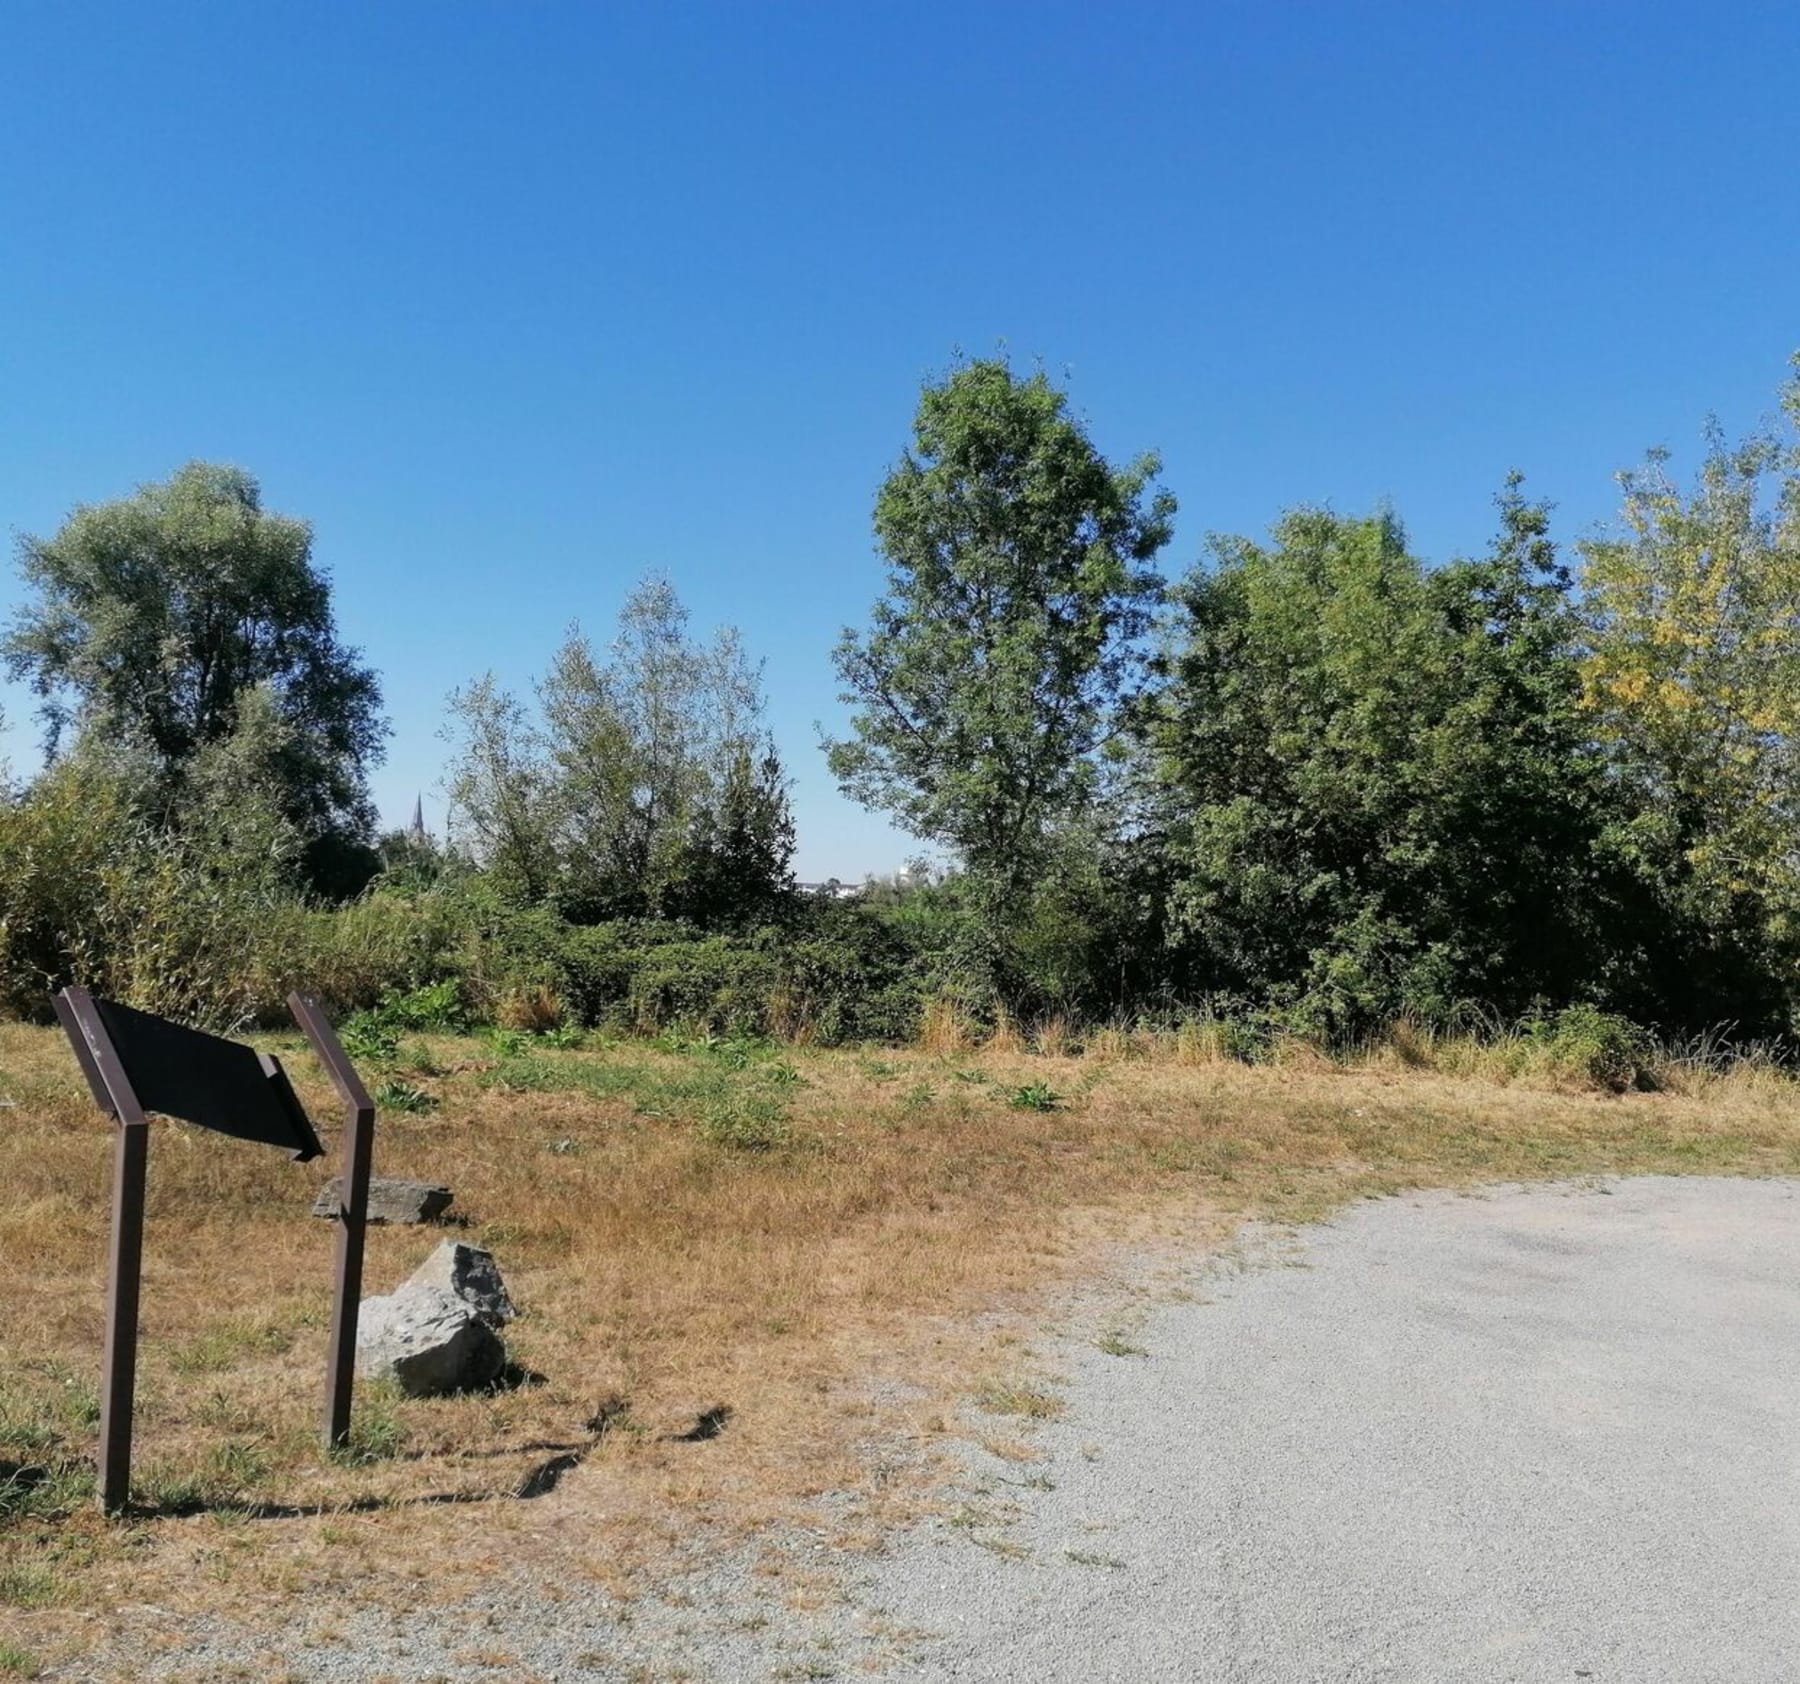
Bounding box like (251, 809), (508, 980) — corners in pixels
(1537, 1004), (1651, 1092)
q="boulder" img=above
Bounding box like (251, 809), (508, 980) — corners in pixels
(406, 1241), (515, 1327)
(312, 1175), (454, 1225)
(355, 1290), (505, 1396)
(355, 1242), (514, 1397)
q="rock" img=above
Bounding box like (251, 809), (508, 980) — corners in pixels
(355, 1290), (505, 1396)
(405, 1241), (515, 1327)
(354, 1243), (515, 1397)
(312, 1175), (454, 1225)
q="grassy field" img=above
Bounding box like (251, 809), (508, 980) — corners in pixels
(3, 1017), (1799, 1677)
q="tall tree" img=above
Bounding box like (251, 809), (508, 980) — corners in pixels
(3, 462), (386, 893)
(441, 674), (559, 903)
(827, 357), (1173, 993)
(1142, 492), (1611, 1033)
(1578, 366), (1800, 1021)
(539, 576), (790, 920)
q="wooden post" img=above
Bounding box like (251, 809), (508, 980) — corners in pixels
(54, 987), (151, 1515)
(288, 994), (376, 1450)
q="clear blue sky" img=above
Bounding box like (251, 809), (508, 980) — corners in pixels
(1, 1), (1795, 878)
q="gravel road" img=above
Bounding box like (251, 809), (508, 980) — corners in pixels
(112, 1176), (1800, 1682)
(855, 1176), (1800, 1683)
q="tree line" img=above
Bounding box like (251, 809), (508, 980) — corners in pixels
(2, 355), (1797, 1043)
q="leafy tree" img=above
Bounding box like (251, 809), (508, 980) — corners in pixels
(681, 743), (796, 926)
(1142, 490), (1610, 1034)
(444, 578), (794, 924)
(3, 462), (386, 893)
(1578, 365), (1800, 1026)
(828, 357), (1174, 995)
(441, 674), (559, 903)
(539, 577), (792, 921)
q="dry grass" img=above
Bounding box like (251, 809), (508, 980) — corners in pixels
(3, 1018), (1800, 1673)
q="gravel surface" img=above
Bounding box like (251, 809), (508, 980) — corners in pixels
(97, 1176), (1800, 1682)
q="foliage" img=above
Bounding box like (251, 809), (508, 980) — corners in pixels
(3, 462), (386, 895)
(828, 357), (1174, 995)
(444, 577), (796, 924)
(1140, 488), (1614, 1037)
(1577, 365), (1800, 1028)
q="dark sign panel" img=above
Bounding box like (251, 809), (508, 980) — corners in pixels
(84, 996), (324, 1162)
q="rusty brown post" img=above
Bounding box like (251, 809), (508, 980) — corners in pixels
(288, 993), (376, 1450)
(53, 987), (150, 1514)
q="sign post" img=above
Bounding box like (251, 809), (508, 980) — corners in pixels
(287, 992), (377, 1451)
(52, 987), (324, 1513)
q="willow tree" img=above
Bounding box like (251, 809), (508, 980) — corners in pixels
(4, 462), (385, 894)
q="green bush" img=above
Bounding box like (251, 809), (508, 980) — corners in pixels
(1537, 1004), (1651, 1092)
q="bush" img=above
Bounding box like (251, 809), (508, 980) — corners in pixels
(1537, 1004), (1651, 1092)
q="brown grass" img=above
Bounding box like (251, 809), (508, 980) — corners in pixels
(3, 1019), (1799, 1674)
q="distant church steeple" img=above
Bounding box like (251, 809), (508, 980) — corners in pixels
(409, 794), (427, 841)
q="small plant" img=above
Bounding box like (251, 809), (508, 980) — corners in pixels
(172, 1316), (291, 1375)
(333, 1382), (406, 1465)
(373, 1079), (437, 1114)
(0, 1640), (42, 1678)
(488, 1027), (533, 1059)
(339, 1014), (399, 1065)
(1539, 1004), (1650, 1092)
(1095, 1328), (1148, 1358)
(539, 1023), (586, 1049)
(382, 979), (465, 1032)
(699, 1093), (791, 1152)
(974, 1378), (1065, 1420)
(1007, 1081), (1059, 1113)
(0, 1561), (55, 1610)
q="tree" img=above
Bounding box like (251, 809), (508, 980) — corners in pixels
(1578, 364), (1800, 1027)
(539, 576), (792, 921)
(827, 358), (1174, 995)
(1141, 490), (1611, 1034)
(444, 577), (795, 924)
(3, 462), (386, 893)
(442, 674), (559, 903)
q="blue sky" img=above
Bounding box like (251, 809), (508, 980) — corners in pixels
(1, 1), (1795, 878)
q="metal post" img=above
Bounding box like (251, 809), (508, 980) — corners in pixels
(99, 1117), (148, 1511)
(54, 987), (151, 1515)
(288, 994), (376, 1450)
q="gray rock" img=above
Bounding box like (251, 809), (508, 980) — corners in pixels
(312, 1175), (454, 1224)
(406, 1240), (515, 1327)
(354, 1243), (515, 1396)
(355, 1288), (505, 1396)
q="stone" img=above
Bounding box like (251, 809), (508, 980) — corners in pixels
(405, 1241), (515, 1327)
(355, 1290), (505, 1396)
(312, 1175), (454, 1225)
(354, 1242), (515, 1397)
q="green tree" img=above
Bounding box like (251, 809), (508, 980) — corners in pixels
(539, 577), (792, 921)
(3, 462), (386, 893)
(1578, 363), (1800, 1026)
(441, 674), (559, 903)
(1142, 489), (1610, 1034)
(827, 357), (1174, 997)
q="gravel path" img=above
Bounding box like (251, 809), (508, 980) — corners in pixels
(109, 1176), (1800, 1681)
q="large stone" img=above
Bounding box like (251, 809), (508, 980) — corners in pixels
(405, 1241), (515, 1328)
(355, 1290), (505, 1396)
(354, 1243), (515, 1397)
(312, 1175), (454, 1225)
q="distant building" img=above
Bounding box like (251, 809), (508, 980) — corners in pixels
(796, 879), (865, 901)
